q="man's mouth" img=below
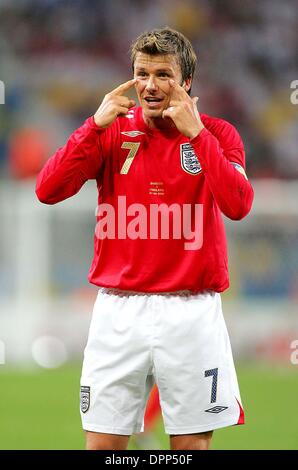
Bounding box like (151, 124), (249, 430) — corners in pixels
(144, 97), (163, 105)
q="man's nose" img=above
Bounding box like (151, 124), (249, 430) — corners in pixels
(145, 76), (158, 92)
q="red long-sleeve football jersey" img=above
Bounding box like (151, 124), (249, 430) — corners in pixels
(36, 107), (254, 293)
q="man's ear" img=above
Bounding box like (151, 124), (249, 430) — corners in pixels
(183, 77), (192, 93)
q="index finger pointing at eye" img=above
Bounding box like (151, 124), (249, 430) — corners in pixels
(169, 79), (187, 99)
(110, 79), (137, 96)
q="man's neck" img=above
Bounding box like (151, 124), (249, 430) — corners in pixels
(142, 110), (176, 130)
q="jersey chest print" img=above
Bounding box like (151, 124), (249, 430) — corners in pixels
(119, 138), (202, 176)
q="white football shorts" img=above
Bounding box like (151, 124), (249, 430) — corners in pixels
(80, 288), (244, 435)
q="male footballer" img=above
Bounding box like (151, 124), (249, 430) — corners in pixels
(36, 28), (254, 450)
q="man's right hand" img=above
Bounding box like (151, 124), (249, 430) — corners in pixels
(94, 79), (137, 128)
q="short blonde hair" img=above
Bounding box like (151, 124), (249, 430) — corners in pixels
(130, 27), (197, 85)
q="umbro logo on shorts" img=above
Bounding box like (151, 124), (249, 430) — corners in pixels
(80, 386), (90, 413)
(205, 405), (228, 414)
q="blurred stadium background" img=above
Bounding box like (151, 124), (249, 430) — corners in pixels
(0, 0), (297, 450)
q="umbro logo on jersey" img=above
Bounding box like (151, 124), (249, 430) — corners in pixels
(121, 131), (145, 137)
(180, 143), (202, 175)
(205, 406), (228, 414)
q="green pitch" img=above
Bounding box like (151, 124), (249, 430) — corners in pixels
(0, 363), (297, 450)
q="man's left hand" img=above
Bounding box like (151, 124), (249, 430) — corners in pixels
(162, 80), (204, 140)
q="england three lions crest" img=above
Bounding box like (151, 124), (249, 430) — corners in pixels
(180, 143), (202, 175)
(80, 386), (90, 413)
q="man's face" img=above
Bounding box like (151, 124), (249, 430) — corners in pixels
(133, 52), (191, 119)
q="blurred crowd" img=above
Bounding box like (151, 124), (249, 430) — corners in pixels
(0, 0), (297, 179)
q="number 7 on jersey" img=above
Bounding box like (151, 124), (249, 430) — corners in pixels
(120, 142), (140, 175)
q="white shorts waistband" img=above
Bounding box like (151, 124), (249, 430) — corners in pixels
(98, 287), (214, 298)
